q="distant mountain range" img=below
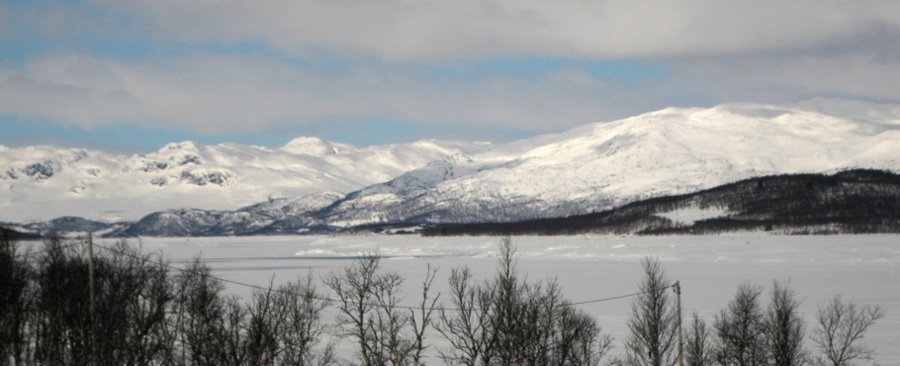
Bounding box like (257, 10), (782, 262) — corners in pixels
(0, 137), (485, 223)
(3, 98), (900, 237)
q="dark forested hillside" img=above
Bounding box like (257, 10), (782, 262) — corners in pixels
(422, 169), (900, 236)
(22, 217), (115, 237)
(0, 226), (42, 241)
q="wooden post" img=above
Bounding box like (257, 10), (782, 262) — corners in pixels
(675, 281), (683, 366)
(88, 232), (96, 366)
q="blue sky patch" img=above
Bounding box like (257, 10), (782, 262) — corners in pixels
(0, 116), (300, 153)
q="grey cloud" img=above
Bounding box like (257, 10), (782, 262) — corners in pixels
(0, 52), (631, 136)
(4, 48), (899, 143)
(93, 0), (900, 60)
(5, 0), (900, 143)
(668, 50), (900, 105)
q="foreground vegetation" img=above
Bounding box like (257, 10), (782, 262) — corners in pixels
(0, 231), (884, 365)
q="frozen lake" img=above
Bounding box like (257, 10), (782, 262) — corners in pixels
(96, 233), (899, 363)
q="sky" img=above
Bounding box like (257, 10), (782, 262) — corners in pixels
(1, 1), (899, 153)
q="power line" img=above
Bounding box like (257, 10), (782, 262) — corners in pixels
(92, 242), (296, 293)
(84, 241), (655, 312)
(567, 288), (667, 306)
(91, 241), (392, 308)
(8, 241), (85, 259)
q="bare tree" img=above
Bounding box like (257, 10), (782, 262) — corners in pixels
(370, 269), (411, 365)
(323, 252), (438, 366)
(554, 303), (614, 366)
(246, 278), (282, 365)
(0, 227), (34, 365)
(435, 267), (491, 366)
(323, 253), (381, 365)
(0, 236), (178, 366)
(94, 240), (174, 366)
(1, 235), (340, 366)
(763, 280), (808, 366)
(275, 273), (335, 366)
(624, 257), (677, 366)
(714, 282), (765, 366)
(438, 237), (614, 366)
(684, 312), (712, 366)
(128, 249), (174, 366)
(489, 237), (528, 366)
(408, 264), (440, 366)
(33, 236), (92, 365)
(810, 295), (884, 366)
(172, 257), (233, 366)
(223, 294), (249, 365)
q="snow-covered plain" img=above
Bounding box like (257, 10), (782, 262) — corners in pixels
(82, 233), (900, 363)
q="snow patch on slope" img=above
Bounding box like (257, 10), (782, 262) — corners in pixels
(656, 206), (730, 225)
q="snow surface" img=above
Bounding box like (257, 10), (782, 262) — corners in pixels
(62, 233), (900, 364)
(656, 206), (730, 225)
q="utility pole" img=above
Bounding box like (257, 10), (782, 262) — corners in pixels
(88, 232), (96, 366)
(674, 281), (683, 366)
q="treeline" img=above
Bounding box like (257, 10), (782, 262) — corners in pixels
(0, 234), (613, 365)
(1, 232), (885, 365)
(624, 258), (884, 366)
(1, 231), (335, 365)
(422, 169), (900, 236)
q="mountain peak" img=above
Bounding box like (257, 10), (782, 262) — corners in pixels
(280, 137), (345, 156)
(159, 141), (199, 153)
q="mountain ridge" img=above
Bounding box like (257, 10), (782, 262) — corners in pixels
(3, 98), (900, 235)
(308, 98), (900, 227)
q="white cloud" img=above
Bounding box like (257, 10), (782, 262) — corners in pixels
(0, 52), (632, 137)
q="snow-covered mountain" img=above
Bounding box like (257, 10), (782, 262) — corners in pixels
(0, 137), (487, 222)
(316, 98), (900, 226)
(3, 98), (900, 234)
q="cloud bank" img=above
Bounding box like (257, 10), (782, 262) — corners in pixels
(1, 1), (898, 149)
(96, 0), (900, 60)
